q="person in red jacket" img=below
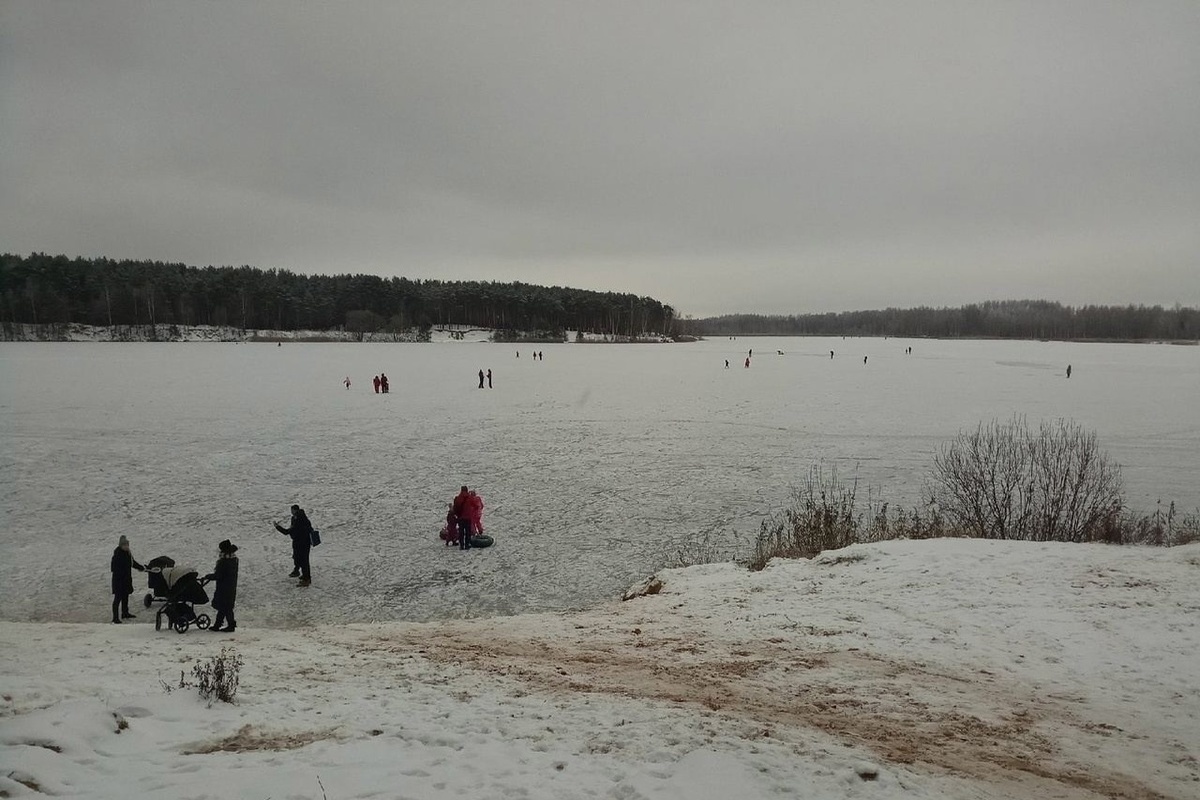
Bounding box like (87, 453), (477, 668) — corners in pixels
(451, 486), (473, 549)
(467, 490), (485, 535)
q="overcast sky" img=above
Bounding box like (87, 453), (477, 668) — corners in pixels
(2, 2), (1197, 317)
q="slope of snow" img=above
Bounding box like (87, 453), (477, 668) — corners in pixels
(3, 539), (1198, 799)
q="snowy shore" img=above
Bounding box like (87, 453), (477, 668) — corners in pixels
(3, 539), (1198, 800)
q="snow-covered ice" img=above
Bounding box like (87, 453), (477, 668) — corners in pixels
(0, 336), (1197, 626)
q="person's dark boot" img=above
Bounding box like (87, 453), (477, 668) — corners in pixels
(297, 577), (311, 586)
(209, 625), (224, 632)
(122, 612), (136, 619)
(112, 617), (121, 624)
(288, 569), (300, 578)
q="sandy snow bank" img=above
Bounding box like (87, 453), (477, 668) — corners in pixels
(2, 539), (1199, 799)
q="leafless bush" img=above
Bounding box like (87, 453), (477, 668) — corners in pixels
(931, 416), (1124, 542)
(193, 647), (243, 706)
(163, 647), (244, 706)
(749, 466), (863, 570)
(1120, 501), (1200, 546)
(669, 526), (747, 568)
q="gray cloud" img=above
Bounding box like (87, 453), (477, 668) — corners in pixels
(2, 1), (1198, 316)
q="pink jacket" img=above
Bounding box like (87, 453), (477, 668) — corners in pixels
(466, 492), (484, 533)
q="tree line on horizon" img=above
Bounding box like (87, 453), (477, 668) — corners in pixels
(0, 253), (676, 337)
(680, 299), (1199, 341)
(2, 253), (1194, 342)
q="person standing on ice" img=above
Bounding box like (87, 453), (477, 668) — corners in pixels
(478, 369), (485, 389)
(486, 369), (493, 388)
(373, 375), (380, 393)
(274, 504), (314, 586)
(204, 539), (239, 632)
(380, 373), (390, 393)
(451, 486), (473, 549)
(344, 376), (351, 389)
(110, 535), (144, 623)
(466, 490), (485, 535)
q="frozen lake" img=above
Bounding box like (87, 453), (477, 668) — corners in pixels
(1, 336), (1197, 626)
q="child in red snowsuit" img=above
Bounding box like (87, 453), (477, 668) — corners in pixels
(440, 504), (459, 546)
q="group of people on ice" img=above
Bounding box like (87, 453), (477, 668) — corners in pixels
(109, 487), (488, 628)
(110, 534), (240, 632)
(442, 485), (486, 549)
(107, 503), (324, 630)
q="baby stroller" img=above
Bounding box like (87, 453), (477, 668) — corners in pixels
(143, 555), (212, 633)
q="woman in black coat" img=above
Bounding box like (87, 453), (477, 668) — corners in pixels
(204, 539), (239, 632)
(110, 535), (145, 623)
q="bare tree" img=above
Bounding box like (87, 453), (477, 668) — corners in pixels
(932, 417), (1124, 542)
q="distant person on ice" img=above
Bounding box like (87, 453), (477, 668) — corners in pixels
(373, 375), (381, 393)
(1067, 364), (1072, 379)
(110, 534), (145, 624)
(344, 376), (351, 389)
(380, 373), (389, 393)
(486, 369), (493, 388)
(274, 504), (314, 586)
(203, 539), (239, 633)
(451, 486), (473, 549)
(478, 369), (485, 389)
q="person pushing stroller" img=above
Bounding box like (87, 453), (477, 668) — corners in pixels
(203, 539), (239, 632)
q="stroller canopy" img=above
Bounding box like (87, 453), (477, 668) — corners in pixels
(162, 566), (199, 589)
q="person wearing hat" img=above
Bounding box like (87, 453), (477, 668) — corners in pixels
(110, 535), (145, 624)
(274, 504), (314, 586)
(204, 539), (240, 632)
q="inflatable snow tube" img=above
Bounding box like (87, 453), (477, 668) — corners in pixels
(468, 535), (494, 549)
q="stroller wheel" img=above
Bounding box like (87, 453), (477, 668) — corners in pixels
(172, 618), (189, 634)
(143, 592), (153, 609)
(195, 614), (211, 630)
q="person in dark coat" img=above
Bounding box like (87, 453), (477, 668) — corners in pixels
(110, 534), (145, 623)
(204, 539), (240, 632)
(274, 504), (313, 585)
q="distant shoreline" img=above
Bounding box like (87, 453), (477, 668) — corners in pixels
(700, 332), (1198, 345)
(1, 322), (1194, 345)
(0, 322), (674, 344)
